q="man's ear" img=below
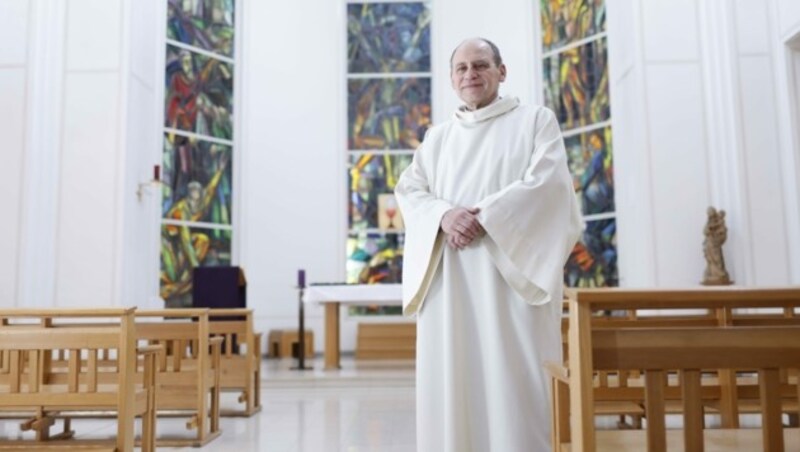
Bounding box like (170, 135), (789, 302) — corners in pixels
(499, 64), (507, 82)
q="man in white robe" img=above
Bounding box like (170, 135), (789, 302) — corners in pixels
(395, 38), (583, 452)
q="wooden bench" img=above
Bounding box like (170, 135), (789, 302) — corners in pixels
(21, 309), (224, 447)
(559, 289), (800, 430)
(132, 309), (222, 447)
(204, 309), (262, 416)
(0, 308), (159, 452)
(552, 287), (800, 452)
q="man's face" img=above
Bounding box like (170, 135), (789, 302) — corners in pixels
(450, 40), (506, 110)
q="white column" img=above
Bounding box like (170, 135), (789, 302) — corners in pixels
(607, 0), (658, 287)
(608, 0), (714, 287)
(771, 0), (800, 283)
(118, 0), (162, 308)
(697, 0), (755, 285)
(17, 0), (67, 308)
(0, 0), (30, 307)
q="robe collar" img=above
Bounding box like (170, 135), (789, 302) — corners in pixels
(454, 96), (520, 125)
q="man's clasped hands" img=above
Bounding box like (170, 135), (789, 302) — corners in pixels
(440, 207), (486, 250)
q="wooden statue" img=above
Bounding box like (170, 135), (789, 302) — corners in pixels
(702, 206), (733, 285)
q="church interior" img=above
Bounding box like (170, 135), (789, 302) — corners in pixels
(2, 0), (800, 451)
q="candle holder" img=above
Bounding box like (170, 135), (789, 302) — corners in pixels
(292, 269), (313, 371)
(137, 165), (164, 201)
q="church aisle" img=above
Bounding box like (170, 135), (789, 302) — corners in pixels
(190, 357), (416, 451)
(10, 357), (417, 452)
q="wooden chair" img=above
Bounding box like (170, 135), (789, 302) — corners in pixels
(0, 308), (159, 452)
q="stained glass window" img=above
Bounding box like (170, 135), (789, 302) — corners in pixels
(347, 3), (431, 73)
(564, 127), (614, 215)
(165, 45), (234, 140)
(347, 232), (404, 285)
(167, 0), (235, 57)
(539, 0), (617, 288)
(346, 2), (431, 315)
(540, 0), (606, 53)
(161, 0), (236, 307)
(160, 223), (233, 307)
(543, 38), (609, 129)
(564, 218), (618, 287)
(349, 153), (413, 230)
(348, 78), (431, 150)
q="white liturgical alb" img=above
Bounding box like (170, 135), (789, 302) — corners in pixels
(395, 96), (582, 452)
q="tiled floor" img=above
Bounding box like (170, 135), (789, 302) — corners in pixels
(238, 357), (417, 452)
(1, 356), (417, 452)
(2, 358), (785, 451)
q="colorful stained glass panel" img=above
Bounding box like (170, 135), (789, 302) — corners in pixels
(347, 2), (431, 73)
(349, 153), (413, 230)
(564, 126), (614, 215)
(165, 45), (234, 140)
(564, 218), (617, 288)
(540, 0), (606, 53)
(160, 224), (232, 307)
(167, 0), (235, 57)
(162, 133), (233, 225)
(347, 232), (403, 285)
(543, 38), (609, 130)
(348, 77), (431, 150)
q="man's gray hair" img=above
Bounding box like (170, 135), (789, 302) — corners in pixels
(450, 38), (503, 68)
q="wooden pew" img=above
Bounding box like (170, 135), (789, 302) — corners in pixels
(559, 289), (800, 430)
(0, 308), (159, 452)
(15, 309), (224, 447)
(203, 309), (262, 417)
(552, 287), (800, 452)
(133, 309), (223, 447)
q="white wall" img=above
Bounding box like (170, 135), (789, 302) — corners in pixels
(731, 0), (790, 285)
(0, 0), (29, 305)
(608, 0), (800, 287)
(608, 0), (710, 286)
(50, 0), (128, 307)
(14, 0), (66, 309)
(241, 0), (345, 349)
(773, 0), (800, 282)
(119, 0), (161, 308)
(0, 0), (157, 309)
(606, 0), (657, 286)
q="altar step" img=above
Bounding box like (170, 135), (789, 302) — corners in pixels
(356, 323), (416, 360)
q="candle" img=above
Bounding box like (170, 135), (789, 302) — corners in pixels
(297, 269), (305, 288)
(153, 164), (160, 181)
